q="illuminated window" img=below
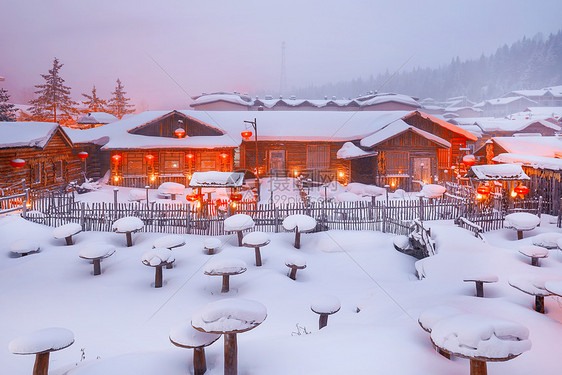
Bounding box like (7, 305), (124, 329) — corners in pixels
(306, 145), (330, 170)
(31, 163), (42, 184)
(165, 160), (180, 169)
(385, 151), (408, 175)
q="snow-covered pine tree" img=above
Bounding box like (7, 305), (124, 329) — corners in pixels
(107, 79), (135, 119)
(28, 57), (79, 124)
(0, 87), (16, 121)
(81, 85), (107, 113)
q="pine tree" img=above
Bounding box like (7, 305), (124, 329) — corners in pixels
(0, 87), (16, 121)
(81, 85), (107, 113)
(108, 79), (135, 119)
(28, 57), (79, 123)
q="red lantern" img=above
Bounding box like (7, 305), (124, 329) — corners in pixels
(77, 151), (89, 160)
(144, 154), (155, 163)
(462, 154), (476, 167)
(186, 153), (195, 160)
(514, 185), (529, 195)
(10, 158), (25, 168)
(241, 130), (252, 140)
(476, 184), (491, 195)
(231, 193), (243, 201)
(220, 153), (228, 159)
(175, 128), (186, 138)
(111, 154), (122, 163)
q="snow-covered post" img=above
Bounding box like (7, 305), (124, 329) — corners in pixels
(112, 216), (144, 247)
(142, 248), (175, 288)
(192, 298), (267, 375)
(311, 295), (341, 329)
(223, 214), (255, 247)
(204, 259), (247, 293)
(113, 188), (119, 218)
(9, 327), (74, 375)
(169, 323), (221, 375)
(79, 202), (85, 230)
(509, 275), (553, 313)
(145, 185), (150, 205)
(430, 314), (531, 375)
(242, 231), (270, 266)
(53, 223), (82, 246)
(418, 196), (424, 222)
(282, 214), (317, 249)
(504, 212), (540, 240)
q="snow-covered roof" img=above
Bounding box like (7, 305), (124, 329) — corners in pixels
(503, 86), (562, 99)
(360, 119), (451, 149)
(191, 92), (253, 107)
(407, 112), (478, 141)
(474, 96), (538, 108)
(336, 142), (377, 160)
(474, 118), (560, 133)
(77, 112), (119, 124)
(0, 122), (67, 149)
(189, 171), (244, 188)
(465, 164), (530, 181)
(359, 93), (421, 108)
(493, 153), (562, 171)
(492, 136), (562, 157)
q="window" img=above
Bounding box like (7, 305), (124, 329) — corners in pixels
(126, 153), (144, 175)
(31, 163), (42, 184)
(438, 149), (450, 169)
(161, 152), (183, 174)
(54, 160), (64, 180)
(306, 145), (330, 170)
(385, 151), (408, 175)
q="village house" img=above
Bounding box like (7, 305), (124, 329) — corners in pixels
(74, 112), (119, 129)
(473, 135), (562, 214)
(473, 96), (538, 117)
(0, 122), (82, 193)
(67, 109), (476, 193)
(502, 86), (562, 107)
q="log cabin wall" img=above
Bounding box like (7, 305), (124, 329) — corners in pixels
(372, 131), (443, 191)
(240, 141), (351, 185)
(0, 130), (81, 193)
(522, 166), (561, 215)
(110, 148), (234, 187)
(129, 112), (223, 137)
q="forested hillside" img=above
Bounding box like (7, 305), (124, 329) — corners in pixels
(293, 31), (562, 102)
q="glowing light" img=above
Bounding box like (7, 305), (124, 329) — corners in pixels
(514, 185), (529, 195)
(241, 130), (252, 140)
(113, 176), (120, 182)
(231, 201), (237, 208)
(10, 159), (25, 168)
(25, 201), (32, 209)
(150, 175), (156, 182)
(77, 151), (89, 160)
(186, 153), (194, 159)
(390, 181), (396, 188)
(510, 190), (518, 198)
(111, 154), (122, 163)
(476, 184), (491, 195)
(462, 154), (476, 167)
(145, 154), (155, 163)
(174, 128), (186, 138)
(220, 153), (228, 159)
(338, 171), (345, 178)
(294, 170), (298, 177)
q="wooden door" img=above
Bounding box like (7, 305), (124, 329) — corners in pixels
(413, 158), (431, 185)
(269, 150), (285, 174)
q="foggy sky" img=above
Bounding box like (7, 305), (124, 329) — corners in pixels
(1, 0), (561, 110)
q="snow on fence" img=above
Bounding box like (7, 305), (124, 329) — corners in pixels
(24, 191), (551, 235)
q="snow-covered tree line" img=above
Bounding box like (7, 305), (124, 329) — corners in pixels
(24, 57), (135, 123)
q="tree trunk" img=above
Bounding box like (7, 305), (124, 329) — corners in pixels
(222, 275), (230, 293)
(294, 230), (301, 249)
(224, 333), (238, 375)
(126, 232), (133, 247)
(93, 259), (101, 276)
(469, 359), (487, 375)
(155, 265), (163, 288)
(254, 247), (262, 266)
(289, 267), (297, 280)
(33, 352), (50, 375)
(237, 231), (243, 247)
(475, 281), (484, 297)
(193, 347), (207, 375)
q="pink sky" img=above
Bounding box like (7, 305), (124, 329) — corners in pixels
(1, 0), (561, 110)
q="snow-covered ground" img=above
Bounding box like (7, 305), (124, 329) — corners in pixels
(1, 210), (562, 374)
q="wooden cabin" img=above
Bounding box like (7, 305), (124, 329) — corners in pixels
(0, 122), (82, 193)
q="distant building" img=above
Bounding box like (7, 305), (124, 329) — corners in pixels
(502, 86), (562, 107)
(74, 112), (119, 129)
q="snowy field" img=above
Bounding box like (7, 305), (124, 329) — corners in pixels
(1, 210), (562, 374)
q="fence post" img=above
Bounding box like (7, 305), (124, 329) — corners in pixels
(186, 202), (191, 234)
(274, 206), (280, 233)
(145, 185), (150, 205)
(558, 197), (562, 228)
(113, 188), (119, 219)
(419, 196), (424, 222)
(22, 189), (29, 219)
(382, 203), (387, 233)
(80, 202), (85, 230)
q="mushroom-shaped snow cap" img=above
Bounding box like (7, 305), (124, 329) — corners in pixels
(192, 298), (267, 334)
(418, 306), (463, 333)
(224, 214), (255, 232)
(53, 223), (82, 239)
(430, 314), (531, 360)
(169, 323), (221, 348)
(285, 254), (306, 268)
(10, 239), (40, 255)
(282, 214), (317, 232)
(519, 245), (549, 258)
(420, 184), (447, 199)
(242, 231), (270, 246)
(504, 213), (541, 231)
(158, 182), (186, 196)
(463, 274), (499, 283)
(112, 216), (144, 233)
(153, 234), (186, 249)
(532, 232), (562, 249)
(79, 242), (115, 259)
(9, 327), (74, 355)
(509, 274), (553, 296)
(204, 238), (222, 249)
(142, 248), (175, 266)
(204, 258), (247, 275)
(311, 295), (341, 315)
